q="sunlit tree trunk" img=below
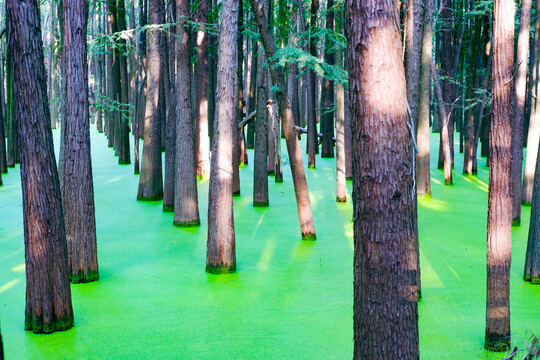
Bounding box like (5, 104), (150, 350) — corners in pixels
(485, 0), (515, 351)
(206, 0), (239, 273)
(346, 0), (420, 358)
(7, 0), (74, 333)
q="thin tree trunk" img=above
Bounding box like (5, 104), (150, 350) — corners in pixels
(416, 0), (432, 198)
(335, 47), (346, 202)
(7, 0), (74, 333)
(115, 0), (131, 165)
(432, 62), (453, 185)
(523, 144), (540, 283)
(250, 0), (317, 240)
(253, 49), (269, 206)
(206, 0), (238, 273)
(347, 0), (419, 358)
(247, 38), (258, 149)
(307, 0), (318, 168)
(137, 0), (164, 201)
(321, 0), (335, 158)
(173, 0), (200, 227)
(485, 0), (514, 350)
(232, 3), (244, 196)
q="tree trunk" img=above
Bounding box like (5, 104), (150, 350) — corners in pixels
(115, 0), (131, 165)
(253, 50), (269, 207)
(432, 62), (453, 185)
(7, 0), (74, 333)
(511, 0), (533, 225)
(61, 0), (99, 283)
(250, 0), (317, 240)
(485, 0), (515, 351)
(247, 38), (258, 149)
(346, 1), (419, 358)
(335, 47), (346, 202)
(307, 0), (319, 168)
(523, 145), (540, 283)
(0, 89), (7, 174)
(173, 0), (200, 227)
(195, 0), (211, 180)
(321, 0), (335, 158)
(133, 0), (148, 175)
(6, 47), (17, 168)
(404, 0), (424, 132)
(232, 3), (244, 196)
(269, 101), (283, 182)
(416, 0), (432, 198)
(206, 0), (238, 273)
(137, 0), (164, 201)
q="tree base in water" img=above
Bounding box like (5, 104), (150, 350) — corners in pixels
(302, 232), (317, 241)
(253, 201), (269, 207)
(484, 332), (510, 352)
(173, 219), (201, 228)
(206, 264), (236, 274)
(25, 313), (74, 334)
(71, 269), (99, 284)
(163, 204), (174, 213)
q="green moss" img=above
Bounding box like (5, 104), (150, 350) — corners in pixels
(308, 164), (315, 169)
(253, 201), (269, 207)
(233, 191), (241, 197)
(118, 160), (131, 165)
(239, 161), (247, 167)
(163, 204), (174, 213)
(173, 219), (201, 228)
(321, 154), (334, 159)
(71, 269), (99, 284)
(206, 263), (236, 274)
(512, 217), (521, 227)
(275, 177), (283, 184)
(137, 194), (164, 201)
(25, 313), (74, 334)
(267, 171), (275, 176)
(302, 232), (317, 241)
(336, 197), (346, 203)
(417, 193), (432, 200)
(484, 332), (510, 352)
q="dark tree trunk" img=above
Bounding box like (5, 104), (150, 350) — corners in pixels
(484, 0), (515, 351)
(511, 0), (532, 226)
(61, 0), (99, 283)
(232, 3), (244, 196)
(404, 0), (424, 132)
(115, 0), (131, 165)
(106, 7), (116, 149)
(173, 0), (200, 227)
(250, 0), (317, 240)
(345, 91), (352, 180)
(523, 145), (540, 283)
(0, 92), (7, 174)
(133, 0), (148, 175)
(416, 0), (432, 198)
(253, 49), (269, 207)
(137, 0), (164, 201)
(346, 1), (419, 358)
(7, 0), (74, 333)
(6, 47), (17, 168)
(321, 0), (335, 158)
(247, 38), (258, 149)
(307, 0), (319, 168)
(195, 0), (211, 180)
(206, 0), (238, 274)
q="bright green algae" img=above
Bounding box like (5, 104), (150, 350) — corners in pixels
(0, 127), (538, 359)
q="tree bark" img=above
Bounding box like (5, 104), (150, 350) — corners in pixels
(253, 49), (269, 207)
(7, 0), (74, 333)
(195, 0), (211, 180)
(173, 0), (200, 227)
(404, 0), (424, 132)
(511, 0), (533, 225)
(250, 0), (317, 240)
(307, 0), (319, 168)
(523, 145), (540, 283)
(61, 0), (99, 283)
(321, 0), (335, 158)
(485, 0), (515, 351)
(206, 0), (239, 273)
(416, 0), (432, 198)
(137, 0), (164, 201)
(346, 1), (419, 358)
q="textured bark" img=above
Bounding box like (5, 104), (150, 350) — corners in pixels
(432, 62), (453, 185)
(247, 39), (258, 149)
(133, 0), (147, 175)
(485, 0), (515, 351)
(511, 0), (532, 225)
(7, 0), (74, 333)
(307, 0), (319, 168)
(62, 0), (99, 283)
(254, 50), (269, 207)
(173, 0), (200, 227)
(137, 0), (164, 201)
(523, 1), (540, 206)
(404, 0), (424, 132)
(335, 48), (346, 202)
(523, 145), (540, 283)
(268, 101), (283, 182)
(250, 0), (317, 240)
(105, 8), (115, 149)
(321, 0), (335, 158)
(232, 4), (244, 196)
(347, 1), (419, 358)
(345, 92), (352, 180)
(0, 92), (6, 174)
(195, 0), (211, 180)
(416, 0), (432, 198)
(6, 47), (17, 168)
(206, 0), (238, 274)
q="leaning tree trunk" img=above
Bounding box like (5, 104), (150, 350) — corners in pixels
(174, 0), (200, 227)
(7, 0), (74, 333)
(485, 0), (515, 351)
(416, 0), (433, 198)
(250, 0), (317, 240)
(61, 0), (99, 283)
(137, 0), (164, 201)
(523, 145), (540, 283)
(206, 0), (239, 274)
(511, 0), (533, 226)
(346, 0), (420, 358)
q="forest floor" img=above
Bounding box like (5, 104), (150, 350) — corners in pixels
(0, 126), (539, 359)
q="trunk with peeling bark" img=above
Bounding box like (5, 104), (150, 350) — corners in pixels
(137, 0), (164, 201)
(250, 0), (317, 240)
(7, 0), (74, 333)
(61, 0), (99, 283)
(485, 0), (515, 351)
(206, 0), (238, 274)
(346, 1), (419, 358)
(174, 0), (200, 227)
